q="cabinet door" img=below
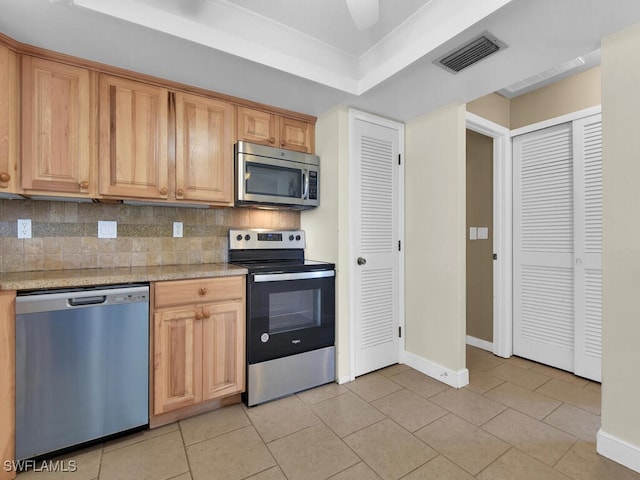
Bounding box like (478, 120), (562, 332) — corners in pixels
(236, 107), (277, 147)
(153, 307), (202, 415)
(279, 116), (314, 153)
(99, 75), (169, 199)
(22, 56), (94, 195)
(176, 92), (233, 204)
(0, 45), (18, 195)
(201, 301), (245, 401)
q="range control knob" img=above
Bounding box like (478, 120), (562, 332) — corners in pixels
(244, 234), (251, 241)
(296, 235), (301, 241)
(236, 234), (243, 241)
(289, 234), (294, 241)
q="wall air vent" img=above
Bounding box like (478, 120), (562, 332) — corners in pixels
(436, 32), (507, 74)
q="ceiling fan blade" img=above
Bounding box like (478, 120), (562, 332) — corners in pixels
(345, 0), (379, 30)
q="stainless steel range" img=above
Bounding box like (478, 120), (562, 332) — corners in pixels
(229, 229), (335, 406)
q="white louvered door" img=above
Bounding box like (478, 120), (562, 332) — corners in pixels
(513, 123), (575, 372)
(573, 114), (602, 381)
(513, 115), (602, 381)
(353, 118), (400, 377)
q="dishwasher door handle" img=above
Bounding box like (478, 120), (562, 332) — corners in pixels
(68, 296), (107, 307)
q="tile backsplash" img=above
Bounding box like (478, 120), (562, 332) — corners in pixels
(0, 199), (300, 273)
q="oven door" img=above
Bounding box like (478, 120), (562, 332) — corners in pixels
(247, 269), (335, 364)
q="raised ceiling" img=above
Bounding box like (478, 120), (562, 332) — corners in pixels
(2, 0), (640, 121)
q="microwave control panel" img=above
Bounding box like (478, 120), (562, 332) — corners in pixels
(309, 171), (318, 200)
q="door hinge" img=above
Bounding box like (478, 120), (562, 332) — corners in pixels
(398, 154), (401, 166)
(399, 326), (402, 338)
(493, 253), (498, 260)
(398, 240), (401, 251)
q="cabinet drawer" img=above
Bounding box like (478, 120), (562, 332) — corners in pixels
(155, 276), (244, 308)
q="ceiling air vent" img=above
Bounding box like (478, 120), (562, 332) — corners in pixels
(436, 32), (507, 74)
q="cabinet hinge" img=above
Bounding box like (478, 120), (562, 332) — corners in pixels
(398, 154), (401, 166)
(399, 326), (402, 338)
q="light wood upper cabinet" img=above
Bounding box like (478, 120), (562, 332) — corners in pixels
(99, 74), (169, 200)
(175, 92), (234, 204)
(152, 276), (245, 417)
(237, 106), (315, 153)
(0, 45), (20, 196)
(21, 56), (95, 196)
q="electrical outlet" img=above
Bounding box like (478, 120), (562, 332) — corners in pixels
(173, 222), (183, 238)
(17, 219), (31, 239)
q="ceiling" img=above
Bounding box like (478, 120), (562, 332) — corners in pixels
(2, 0), (640, 121)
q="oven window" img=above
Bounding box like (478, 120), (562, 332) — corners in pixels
(269, 288), (321, 334)
(246, 162), (301, 198)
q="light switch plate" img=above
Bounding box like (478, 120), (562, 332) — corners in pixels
(478, 227), (489, 240)
(173, 222), (183, 238)
(98, 220), (117, 239)
(469, 227), (477, 240)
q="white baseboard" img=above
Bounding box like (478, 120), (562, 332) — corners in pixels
(597, 429), (640, 474)
(336, 375), (352, 385)
(400, 351), (469, 388)
(466, 335), (493, 353)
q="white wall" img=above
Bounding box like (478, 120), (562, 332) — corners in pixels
(598, 21), (640, 472)
(301, 105), (351, 382)
(404, 103), (467, 376)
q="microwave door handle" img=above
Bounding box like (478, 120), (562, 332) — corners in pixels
(302, 170), (310, 200)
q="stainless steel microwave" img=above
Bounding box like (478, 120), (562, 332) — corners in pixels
(235, 141), (320, 210)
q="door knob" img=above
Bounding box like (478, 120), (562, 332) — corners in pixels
(357, 257), (367, 266)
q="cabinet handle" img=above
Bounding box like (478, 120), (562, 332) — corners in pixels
(79, 180), (89, 190)
(280, 140), (286, 147)
(195, 311), (203, 320)
(199, 287), (207, 296)
(176, 188), (184, 197)
(159, 187), (168, 196)
(203, 310), (210, 319)
(269, 137), (275, 145)
(0, 172), (10, 182)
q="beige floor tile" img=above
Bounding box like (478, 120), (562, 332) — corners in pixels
(583, 380), (601, 394)
(466, 354), (504, 373)
(268, 424), (359, 480)
(543, 403), (601, 442)
(179, 403), (250, 446)
(344, 419), (436, 480)
(168, 474), (192, 480)
(377, 363), (410, 377)
(500, 355), (538, 369)
(100, 430), (188, 480)
(402, 455), (476, 480)
(485, 363), (551, 390)
(477, 448), (571, 480)
(387, 369), (450, 399)
(430, 388), (506, 426)
(245, 466), (288, 480)
(555, 441), (640, 480)
(465, 370), (505, 394)
(415, 414), (509, 475)
(328, 462), (381, 480)
(372, 389), (447, 432)
(311, 391), (385, 437)
(529, 363), (589, 387)
(297, 382), (349, 405)
(484, 381), (562, 419)
(245, 394), (320, 442)
(102, 424), (178, 453)
(482, 409), (576, 466)
(344, 372), (403, 402)
(535, 378), (601, 414)
(17, 445), (102, 480)
(187, 425), (275, 480)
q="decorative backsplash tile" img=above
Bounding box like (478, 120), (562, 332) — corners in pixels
(0, 200), (300, 273)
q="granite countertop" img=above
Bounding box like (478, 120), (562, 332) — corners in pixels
(0, 263), (248, 291)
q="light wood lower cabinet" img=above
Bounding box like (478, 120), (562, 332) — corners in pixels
(151, 276), (245, 420)
(0, 290), (16, 480)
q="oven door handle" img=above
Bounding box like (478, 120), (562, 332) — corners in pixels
(253, 270), (335, 283)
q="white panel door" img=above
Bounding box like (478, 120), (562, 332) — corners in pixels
(513, 123), (575, 372)
(573, 114), (602, 381)
(352, 118), (401, 377)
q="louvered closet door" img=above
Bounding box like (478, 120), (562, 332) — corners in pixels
(353, 118), (400, 377)
(573, 114), (602, 381)
(513, 123), (575, 372)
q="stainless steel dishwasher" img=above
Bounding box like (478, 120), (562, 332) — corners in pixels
(15, 284), (150, 461)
